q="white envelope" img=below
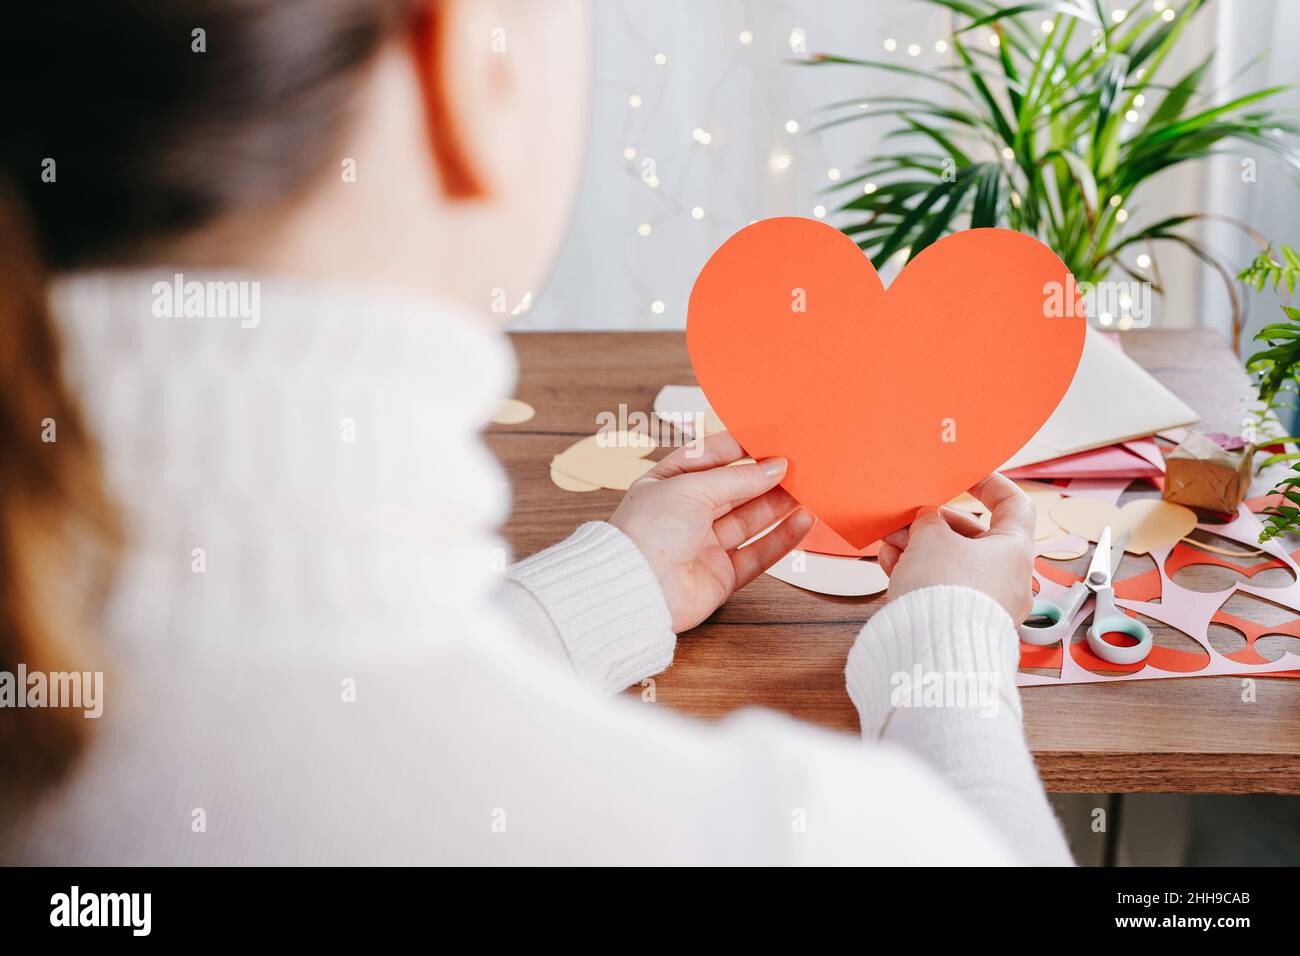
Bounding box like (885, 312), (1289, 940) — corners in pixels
(1000, 328), (1199, 471)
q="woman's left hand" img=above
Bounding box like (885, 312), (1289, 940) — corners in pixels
(611, 432), (812, 633)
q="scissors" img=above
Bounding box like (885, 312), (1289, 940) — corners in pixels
(1019, 525), (1153, 666)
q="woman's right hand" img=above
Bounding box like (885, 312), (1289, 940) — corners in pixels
(876, 474), (1036, 624)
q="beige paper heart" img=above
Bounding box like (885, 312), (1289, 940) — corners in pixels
(1037, 534), (1089, 561)
(551, 430), (657, 492)
(1048, 497), (1197, 556)
(550, 466), (600, 493)
(1017, 483), (1065, 541)
(492, 398), (536, 425)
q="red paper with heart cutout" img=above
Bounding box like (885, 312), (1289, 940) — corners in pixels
(687, 218), (1085, 547)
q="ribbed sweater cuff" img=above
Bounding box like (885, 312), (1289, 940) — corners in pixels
(507, 521), (675, 694)
(846, 586), (1022, 738)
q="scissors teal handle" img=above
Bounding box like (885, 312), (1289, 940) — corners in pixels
(1020, 581), (1089, 646)
(1020, 586), (1152, 665)
(1019, 525), (1153, 666)
(1083, 585), (1152, 666)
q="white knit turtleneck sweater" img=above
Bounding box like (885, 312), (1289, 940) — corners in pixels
(0, 271), (1071, 866)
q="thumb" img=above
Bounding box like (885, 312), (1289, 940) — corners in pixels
(910, 506), (953, 534)
(904, 506), (955, 546)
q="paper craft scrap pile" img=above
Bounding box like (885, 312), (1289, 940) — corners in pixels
(1020, 490), (1300, 686)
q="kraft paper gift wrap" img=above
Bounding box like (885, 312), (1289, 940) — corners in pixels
(1162, 431), (1255, 513)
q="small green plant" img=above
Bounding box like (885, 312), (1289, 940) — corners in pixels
(1239, 244), (1300, 299)
(1242, 244), (1300, 541)
(806, 0), (1298, 350)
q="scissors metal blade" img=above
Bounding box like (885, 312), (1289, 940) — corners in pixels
(1110, 530), (1132, 577)
(1086, 526), (1113, 588)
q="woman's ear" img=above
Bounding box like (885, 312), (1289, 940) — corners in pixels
(410, 0), (519, 200)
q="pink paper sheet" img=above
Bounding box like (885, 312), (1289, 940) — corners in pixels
(1003, 438), (1164, 481)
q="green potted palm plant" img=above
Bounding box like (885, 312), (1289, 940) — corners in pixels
(806, 0), (1298, 351)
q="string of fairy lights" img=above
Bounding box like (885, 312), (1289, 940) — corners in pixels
(596, 2), (1174, 325)
(606, 3), (860, 321)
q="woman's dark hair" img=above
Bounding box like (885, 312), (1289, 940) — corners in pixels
(0, 0), (415, 783)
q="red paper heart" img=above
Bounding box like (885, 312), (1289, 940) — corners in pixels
(687, 218), (1085, 547)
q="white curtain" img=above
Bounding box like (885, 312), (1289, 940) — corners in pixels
(514, 0), (1300, 345)
(1197, 0), (1300, 346)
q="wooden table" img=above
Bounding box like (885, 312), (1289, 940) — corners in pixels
(488, 330), (1300, 794)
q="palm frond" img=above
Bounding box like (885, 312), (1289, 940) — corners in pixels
(799, 0), (1297, 351)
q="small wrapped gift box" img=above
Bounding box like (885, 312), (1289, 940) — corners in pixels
(1162, 431), (1255, 513)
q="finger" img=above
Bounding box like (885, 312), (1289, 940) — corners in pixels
(968, 474), (1035, 543)
(886, 503), (973, 551)
(882, 527), (909, 550)
(877, 542), (901, 576)
(678, 457), (789, 516)
(730, 509), (814, 589)
(713, 486), (799, 551)
(909, 506), (954, 535)
(641, 431), (747, 480)
(939, 506), (987, 538)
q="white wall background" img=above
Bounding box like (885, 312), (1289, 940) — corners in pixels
(514, 0), (1300, 349)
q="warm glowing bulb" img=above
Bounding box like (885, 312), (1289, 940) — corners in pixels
(907, 43), (921, 56)
(1136, 253), (1151, 269)
(770, 152), (792, 173)
(651, 301), (665, 315)
(989, 33), (1000, 47)
(883, 38), (897, 52)
(637, 222), (652, 237)
(1133, 94), (1145, 107)
(1115, 208), (1129, 223)
(653, 52), (667, 66)
(1125, 109), (1140, 123)
(934, 39), (948, 53)
(739, 30), (753, 45)
(1001, 146), (1015, 160)
(827, 167), (842, 181)
(1041, 19), (1053, 32)
(863, 182), (877, 195)
(785, 119), (799, 133)
(691, 206), (704, 220)
(623, 146), (637, 160)
(1109, 194), (1123, 208)
(812, 204), (827, 219)
(1112, 9), (1127, 23)
(1162, 8), (1175, 21)
(628, 94), (642, 109)
(692, 128), (712, 145)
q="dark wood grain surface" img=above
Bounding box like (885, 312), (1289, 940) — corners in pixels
(488, 330), (1300, 794)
